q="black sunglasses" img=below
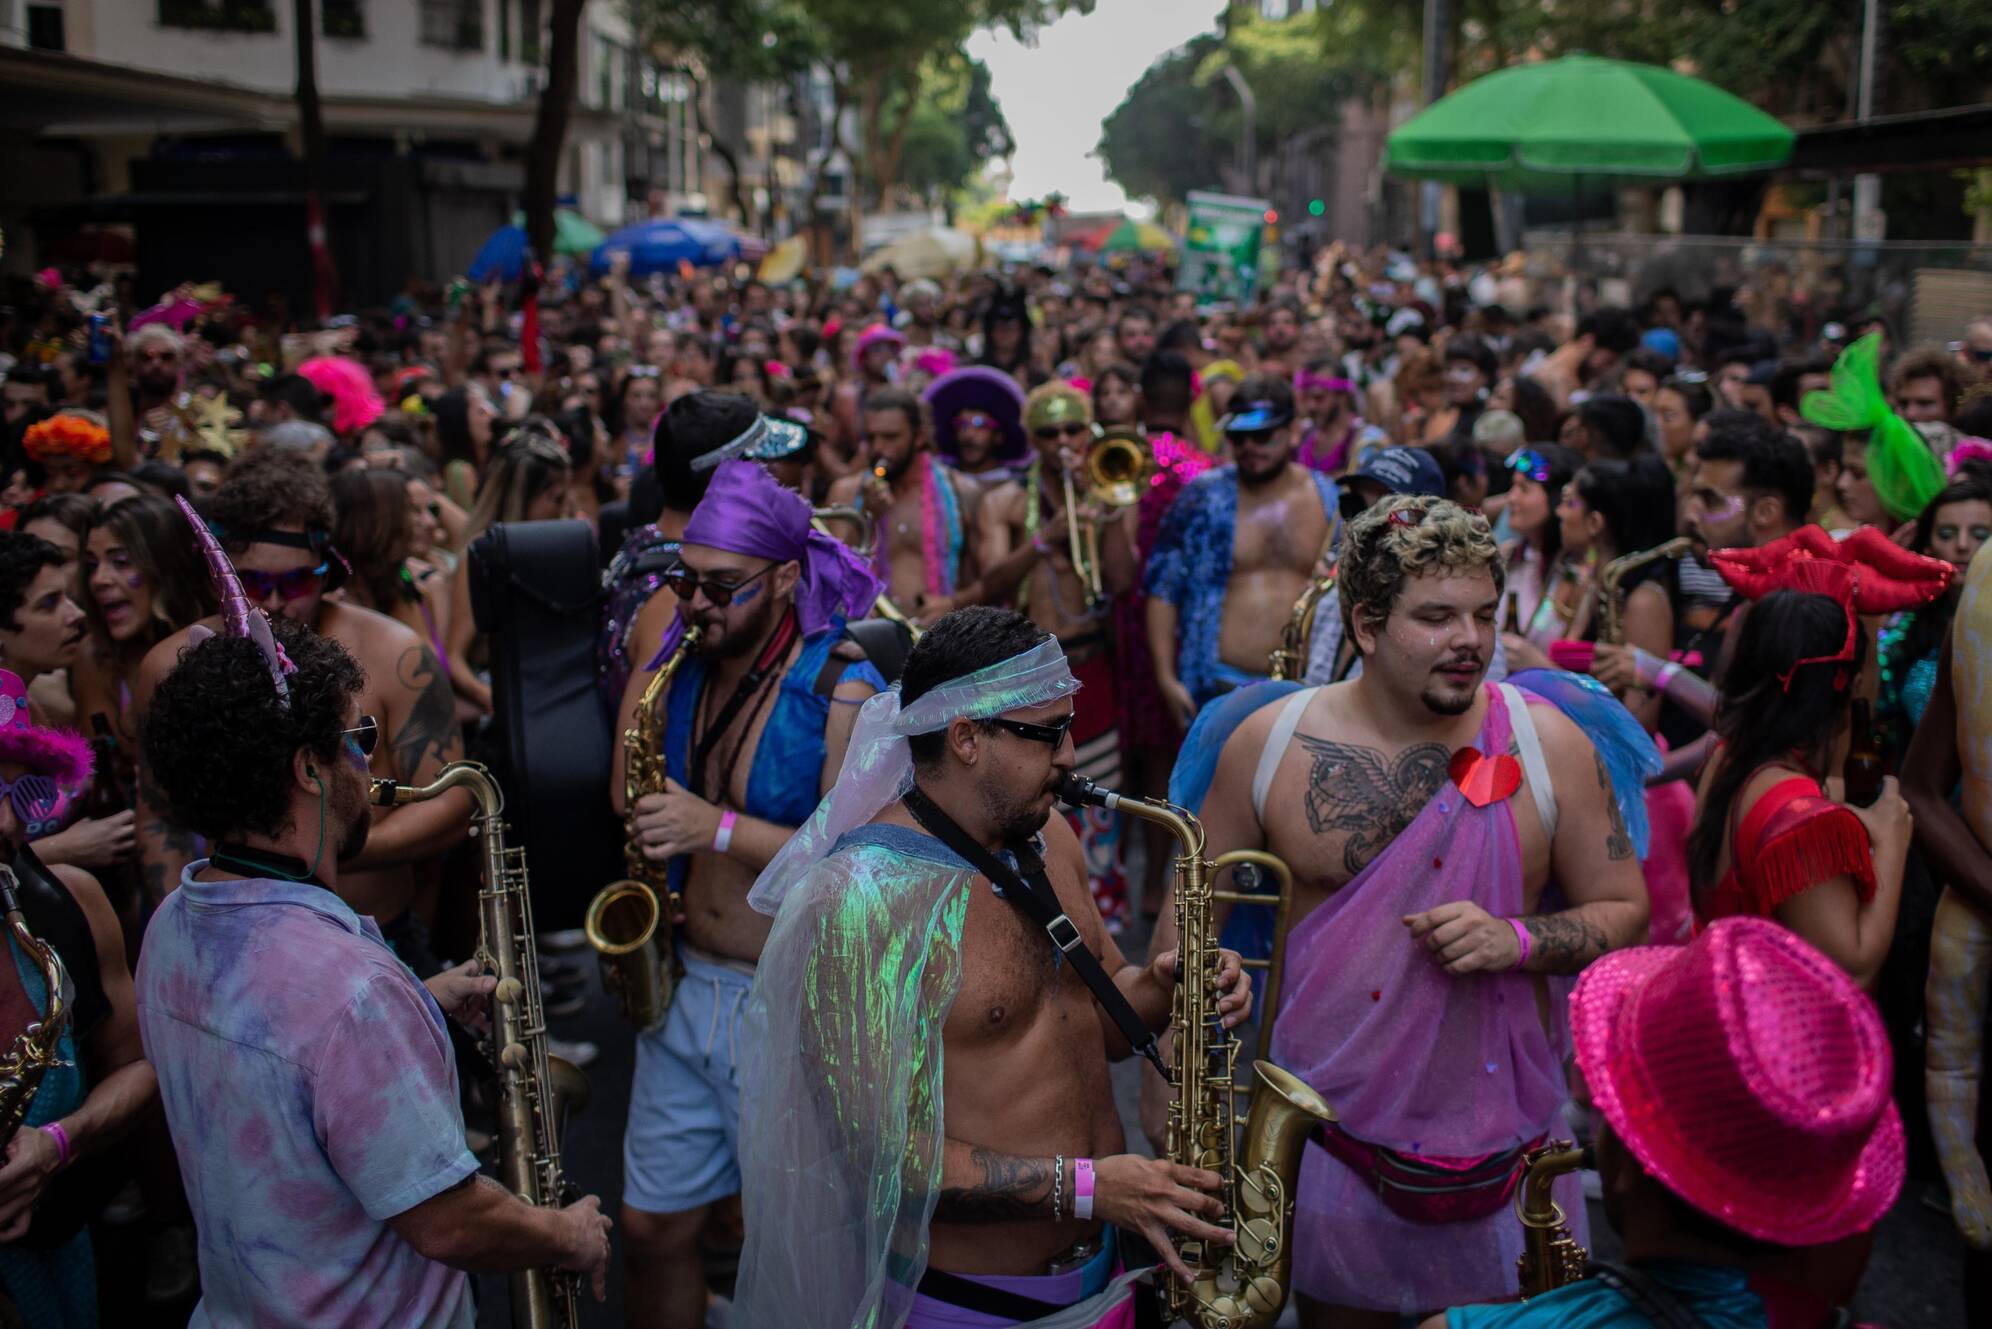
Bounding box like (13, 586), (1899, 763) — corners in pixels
(1033, 422), (1090, 441)
(663, 561), (777, 607)
(341, 715), (379, 758)
(989, 713), (1075, 746)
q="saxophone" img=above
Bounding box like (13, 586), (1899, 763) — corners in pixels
(1514, 1141), (1593, 1298)
(372, 764), (584, 1329)
(1057, 775), (1334, 1328)
(585, 625), (701, 1030)
(0, 864), (72, 1153)
(1268, 575), (1336, 682)
(1596, 538), (1692, 646)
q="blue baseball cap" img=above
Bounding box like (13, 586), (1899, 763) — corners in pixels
(1338, 445), (1445, 520)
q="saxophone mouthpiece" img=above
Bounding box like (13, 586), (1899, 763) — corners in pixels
(368, 778), (400, 807)
(1053, 773), (1117, 811)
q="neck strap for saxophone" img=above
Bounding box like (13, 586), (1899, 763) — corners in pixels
(902, 784), (1165, 1077)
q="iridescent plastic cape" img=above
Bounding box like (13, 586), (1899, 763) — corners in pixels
(736, 639), (1143, 1327)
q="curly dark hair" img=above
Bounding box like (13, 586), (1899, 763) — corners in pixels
(140, 616), (366, 841)
(0, 533), (67, 630)
(205, 449), (336, 550)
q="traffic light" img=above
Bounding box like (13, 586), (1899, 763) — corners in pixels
(1307, 198), (1325, 217)
(1263, 209), (1279, 224)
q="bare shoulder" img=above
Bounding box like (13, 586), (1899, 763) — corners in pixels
(983, 479), (1026, 522)
(824, 470), (861, 504)
(323, 599), (425, 665)
(134, 618), (215, 702)
(1522, 696), (1591, 769)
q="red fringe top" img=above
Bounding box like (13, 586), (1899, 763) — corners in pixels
(1701, 775), (1876, 924)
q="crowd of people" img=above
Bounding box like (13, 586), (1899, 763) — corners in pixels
(0, 238), (1988, 1329)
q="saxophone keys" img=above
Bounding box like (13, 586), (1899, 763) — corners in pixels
(494, 976), (525, 1004)
(499, 1041), (530, 1070)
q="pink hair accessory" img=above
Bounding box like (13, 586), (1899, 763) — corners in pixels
(913, 347), (957, 379)
(1571, 916), (1904, 1246)
(1293, 370), (1356, 394)
(298, 356), (386, 436)
(764, 359), (793, 381)
(173, 496), (294, 707)
(1947, 436), (1992, 477)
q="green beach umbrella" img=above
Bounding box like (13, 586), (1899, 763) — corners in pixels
(1385, 54), (1794, 193)
(509, 208), (607, 256)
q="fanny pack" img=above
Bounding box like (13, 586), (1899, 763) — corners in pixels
(1315, 1123), (1544, 1224)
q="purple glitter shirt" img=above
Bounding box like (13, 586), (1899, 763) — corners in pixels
(136, 867), (478, 1328)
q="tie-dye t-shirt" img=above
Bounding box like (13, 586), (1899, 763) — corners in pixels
(136, 866), (478, 1328)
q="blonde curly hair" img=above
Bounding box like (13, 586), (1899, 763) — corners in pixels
(1339, 494), (1503, 646)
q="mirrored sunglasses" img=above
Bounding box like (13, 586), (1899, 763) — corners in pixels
(238, 562), (330, 603)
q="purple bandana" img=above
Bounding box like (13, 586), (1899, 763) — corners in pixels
(650, 461), (882, 666)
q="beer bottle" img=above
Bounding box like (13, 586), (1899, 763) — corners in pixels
(1842, 697), (1884, 808)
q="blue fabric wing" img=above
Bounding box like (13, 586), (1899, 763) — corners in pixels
(1508, 667), (1665, 860)
(1168, 679), (1303, 812)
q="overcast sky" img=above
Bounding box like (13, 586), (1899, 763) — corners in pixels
(967, 0), (1224, 214)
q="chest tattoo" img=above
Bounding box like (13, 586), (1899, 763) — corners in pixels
(1296, 735), (1451, 876)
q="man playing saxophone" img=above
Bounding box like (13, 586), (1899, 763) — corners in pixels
(136, 612), (611, 1327)
(612, 459), (884, 1329)
(734, 607), (1252, 1328)
(1160, 498), (1652, 1327)
(0, 668), (154, 1325)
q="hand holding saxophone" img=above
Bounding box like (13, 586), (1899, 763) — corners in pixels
(0, 1125), (63, 1241)
(424, 958), (498, 1036)
(551, 1194), (614, 1303)
(631, 778), (722, 861)
(1148, 947), (1254, 1028)
(1089, 1155), (1233, 1285)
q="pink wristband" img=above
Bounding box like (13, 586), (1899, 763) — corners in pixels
(40, 1122), (71, 1170)
(1073, 1157), (1094, 1221)
(712, 809), (739, 855)
(1508, 918), (1532, 970)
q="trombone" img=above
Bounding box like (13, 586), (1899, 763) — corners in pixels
(809, 505), (924, 641)
(1060, 428), (1149, 611)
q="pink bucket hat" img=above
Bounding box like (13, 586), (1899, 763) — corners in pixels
(850, 322), (905, 371)
(1572, 916), (1903, 1247)
(0, 669), (93, 788)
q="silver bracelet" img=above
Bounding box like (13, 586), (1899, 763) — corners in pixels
(1051, 1154), (1065, 1221)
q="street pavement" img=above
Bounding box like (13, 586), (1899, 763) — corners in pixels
(487, 914), (1967, 1328)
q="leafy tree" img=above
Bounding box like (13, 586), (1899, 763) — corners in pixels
(888, 53), (1015, 203)
(1097, 34), (1224, 208)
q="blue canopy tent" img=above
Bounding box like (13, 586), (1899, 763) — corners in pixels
(590, 218), (742, 276)
(467, 209), (606, 282)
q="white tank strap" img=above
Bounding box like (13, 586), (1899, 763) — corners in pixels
(1252, 687), (1320, 822)
(1498, 683), (1557, 842)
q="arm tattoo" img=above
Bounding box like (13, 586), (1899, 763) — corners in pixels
(1523, 913), (1610, 973)
(1596, 750), (1633, 861)
(934, 1148), (1053, 1223)
(391, 645), (462, 779)
(1296, 736), (1451, 876)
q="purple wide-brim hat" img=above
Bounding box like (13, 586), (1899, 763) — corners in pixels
(923, 366), (1028, 465)
(1571, 916), (1904, 1247)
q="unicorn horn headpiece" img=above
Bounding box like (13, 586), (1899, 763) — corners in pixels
(174, 495), (293, 707)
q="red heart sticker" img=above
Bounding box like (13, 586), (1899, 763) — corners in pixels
(1449, 746), (1522, 807)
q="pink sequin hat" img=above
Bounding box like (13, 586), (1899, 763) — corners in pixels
(1571, 916), (1904, 1247)
(0, 669), (93, 786)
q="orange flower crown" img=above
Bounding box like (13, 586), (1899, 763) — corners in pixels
(22, 415), (113, 465)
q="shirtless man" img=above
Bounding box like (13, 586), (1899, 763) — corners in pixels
(1158, 497), (1649, 1327)
(972, 382), (1139, 925)
(1147, 373), (1338, 723)
(133, 451), (469, 956)
(612, 459), (883, 1329)
(735, 607), (1252, 1327)
(830, 324), (905, 467)
(823, 386), (976, 622)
